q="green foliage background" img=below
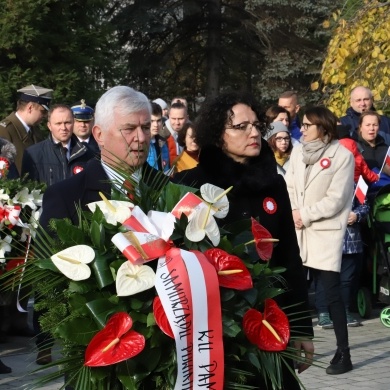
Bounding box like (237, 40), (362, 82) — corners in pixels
(0, 0), (343, 117)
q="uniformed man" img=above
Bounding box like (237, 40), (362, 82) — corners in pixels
(0, 84), (53, 174)
(70, 99), (99, 154)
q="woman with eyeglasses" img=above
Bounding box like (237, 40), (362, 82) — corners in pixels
(172, 91), (314, 389)
(266, 121), (293, 176)
(285, 106), (355, 375)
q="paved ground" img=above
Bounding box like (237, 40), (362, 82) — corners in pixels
(1, 305), (389, 389)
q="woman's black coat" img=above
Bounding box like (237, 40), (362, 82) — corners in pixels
(173, 142), (313, 339)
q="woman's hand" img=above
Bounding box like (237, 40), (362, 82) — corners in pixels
(292, 209), (304, 229)
(347, 211), (357, 225)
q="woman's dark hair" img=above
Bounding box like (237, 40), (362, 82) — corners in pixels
(265, 105), (291, 125)
(304, 106), (338, 143)
(177, 121), (195, 148)
(358, 110), (381, 128)
(194, 91), (267, 148)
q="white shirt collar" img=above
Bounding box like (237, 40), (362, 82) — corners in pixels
(15, 112), (30, 132)
(101, 161), (142, 195)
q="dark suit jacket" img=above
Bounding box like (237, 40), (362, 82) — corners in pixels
(39, 158), (110, 231)
(39, 158), (169, 233)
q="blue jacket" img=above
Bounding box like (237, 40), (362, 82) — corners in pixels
(289, 116), (301, 142)
(147, 135), (170, 173)
(340, 107), (390, 145)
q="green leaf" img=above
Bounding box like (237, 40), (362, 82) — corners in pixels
(54, 219), (87, 245)
(248, 352), (261, 370)
(91, 252), (115, 289)
(68, 280), (97, 294)
(218, 235), (233, 252)
(86, 298), (128, 328)
(56, 316), (98, 345)
(35, 258), (60, 272)
(90, 220), (104, 250)
(146, 312), (156, 327)
(223, 317), (242, 337)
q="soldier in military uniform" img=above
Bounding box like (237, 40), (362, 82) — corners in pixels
(0, 84), (53, 174)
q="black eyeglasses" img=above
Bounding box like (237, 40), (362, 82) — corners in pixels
(275, 136), (290, 142)
(301, 123), (316, 130)
(226, 121), (262, 133)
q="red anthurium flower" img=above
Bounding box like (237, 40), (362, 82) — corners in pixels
(251, 217), (278, 261)
(204, 248), (253, 290)
(153, 296), (174, 338)
(85, 312), (145, 367)
(243, 298), (290, 352)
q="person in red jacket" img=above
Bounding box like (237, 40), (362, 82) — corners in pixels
(337, 124), (379, 184)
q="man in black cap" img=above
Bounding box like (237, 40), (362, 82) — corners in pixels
(71, 99), (99, 154)
(0, 84), (53, 174)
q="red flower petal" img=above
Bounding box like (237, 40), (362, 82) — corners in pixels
(85, 312), (145, 367)
(251, 217), (276, 261)
(243, 299), (290, 351)
(153, 296), (174, 338)
(204, 248), (253, 290)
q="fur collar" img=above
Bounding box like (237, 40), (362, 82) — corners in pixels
(198, 142), (278, 196)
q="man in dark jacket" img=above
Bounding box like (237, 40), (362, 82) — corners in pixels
(21, 104), (95, 186)
(36, 87), (169, 375)
(340, 86), (390, 145)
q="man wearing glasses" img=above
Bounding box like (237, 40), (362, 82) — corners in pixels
(0, 84), (53, 174)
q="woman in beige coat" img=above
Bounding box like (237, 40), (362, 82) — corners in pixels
(285, 106), (354, 376)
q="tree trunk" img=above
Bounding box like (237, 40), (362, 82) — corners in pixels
(205, 0), (221, 100)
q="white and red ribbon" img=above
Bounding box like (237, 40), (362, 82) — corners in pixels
(112, 206), (174, 265)
(155, 248), (224, 390)
(111, 198), (226, 388)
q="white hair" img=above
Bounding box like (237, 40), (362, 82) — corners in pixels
(94, 86), (151, 131)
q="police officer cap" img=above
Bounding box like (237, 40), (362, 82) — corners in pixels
(17, 84), (53, 110)
(71, 99), (94, 121)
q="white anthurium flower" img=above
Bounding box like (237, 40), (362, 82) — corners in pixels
(87, 192), (133, 225)
(0, 189), (9, 202)
(200, 183), (231, 219)
(12, 187), (36, 209)
(0, 235), (12, 263)
(116, 261), (155, 296)
(185, 205), (220, 246)
(51, 245), (95, 281)
(31, 189), (43, 207)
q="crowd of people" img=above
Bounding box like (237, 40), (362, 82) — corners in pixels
(1, 83), (389, 386)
